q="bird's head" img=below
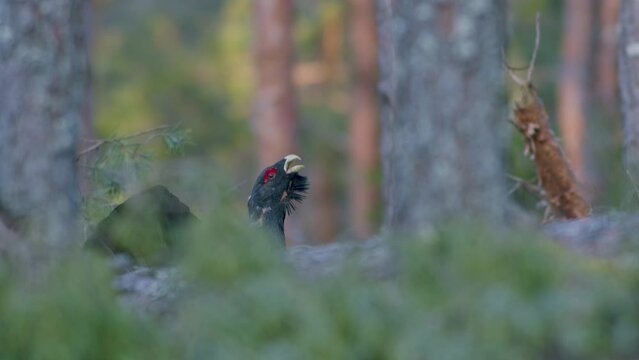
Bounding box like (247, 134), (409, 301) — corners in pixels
(247, 154), (308, 243)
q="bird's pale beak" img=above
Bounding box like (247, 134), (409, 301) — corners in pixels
(284, 154), (304, 174)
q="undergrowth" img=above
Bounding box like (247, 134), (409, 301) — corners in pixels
(1, 214), (638, 360)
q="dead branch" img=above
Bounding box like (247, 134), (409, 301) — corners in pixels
(506, 174), (544, 197)
(505, 14), (591, 219)
(527, 12), (541, 83)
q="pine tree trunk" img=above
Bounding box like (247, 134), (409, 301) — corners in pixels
(557, 0), (593, 184)
(348, 0), (380, 239)
(596, 0), (619, 110)
(251, 0), (298, 166)
(0, 0), (88, 262)
(305, 6), (343, 245)
(619, 0), (639, 173)
(376, 0), (507, 232)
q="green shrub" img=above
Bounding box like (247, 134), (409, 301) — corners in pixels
(1, 220), (638, 359)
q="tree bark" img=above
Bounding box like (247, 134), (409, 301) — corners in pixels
(376, 0), (507, 232)
(251, 0), (299, 167)
(557, 0), (593, 183)
(0, 0), (87, 261)
(619, 0), (639, 173)
(596, 0), (619, 110)
(348, 0), (380, 239)
(78, 0), (95, 197)
(512, 86), (591, 219)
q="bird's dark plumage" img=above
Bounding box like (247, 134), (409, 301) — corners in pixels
(247, 155), (308, 243)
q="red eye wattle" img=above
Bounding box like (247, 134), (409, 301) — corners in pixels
(263, 167), (277, 182)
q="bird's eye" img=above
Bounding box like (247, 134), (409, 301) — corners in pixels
(263, 167), (277, 182)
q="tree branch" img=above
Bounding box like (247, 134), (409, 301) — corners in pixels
(527, 12), (541, 83)
(76, 125), (173, 160)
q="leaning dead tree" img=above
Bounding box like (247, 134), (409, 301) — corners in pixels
(511, 87), (591, 219)
(507, 15), (591, 220)
(0, 0), (89, 267)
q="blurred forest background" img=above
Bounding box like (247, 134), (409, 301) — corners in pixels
(86, 0), (624, 245)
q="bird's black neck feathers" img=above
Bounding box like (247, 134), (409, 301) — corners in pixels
(247, 164), (308, 244)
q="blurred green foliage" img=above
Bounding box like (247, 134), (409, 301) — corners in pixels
(2, 215), (639, 359)
(0, 256), (174, 359)
(95, 0), (251, 158)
